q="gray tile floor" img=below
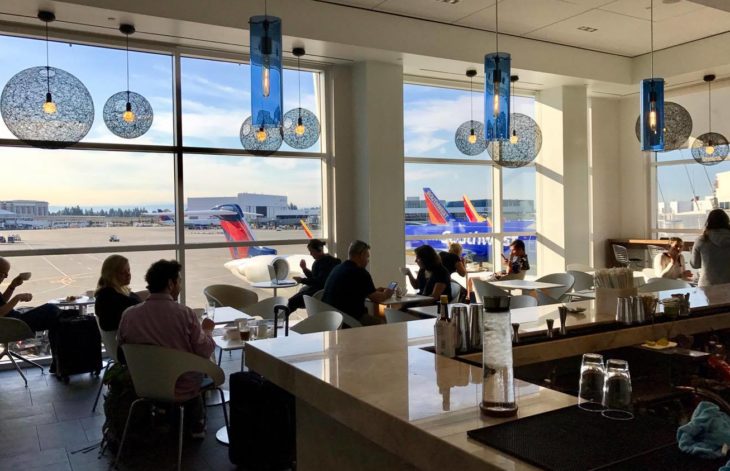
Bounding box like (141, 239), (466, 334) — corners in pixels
(0, 350), (243, 470)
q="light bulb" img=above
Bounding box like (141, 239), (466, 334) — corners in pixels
(262, 58), (270, 98)
(510, 132), (519, 144)
(492, 93), (500, 117)
(295, 117), (305, 136)
(43, 92), (56, 115)
(648, 92), (657, 133)
(706, 145), (715, 155)
(255, 127), (268, 142)
(467, 130), (477, 144)
(122, 102), (135, 123)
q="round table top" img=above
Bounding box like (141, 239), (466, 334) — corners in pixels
(251, 280), (298, 289)
(48, 295), (95, 306)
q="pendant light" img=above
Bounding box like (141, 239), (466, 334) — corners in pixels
(103, 24), (154, 139)
(633, 101), (692, 151)
(640, 0), (664, 151)
(0, 11), (94, 148)
(455, 69), (486, 156)
(245, 0), (283, 153)
(484, 0), (510, 142)
(691, 74), (729, 165)
(283, 47), (320, 149)
(509, 75), (519, 144)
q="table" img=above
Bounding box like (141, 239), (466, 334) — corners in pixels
(564, 289), (596, 300)
(408, 305), (439, 317)
(376, 294), (434, 306)
(211, 306), (252, 325)
(251, 279), (298, 297)
(489, 279), (565, 293)
(48, 295), (96, 314)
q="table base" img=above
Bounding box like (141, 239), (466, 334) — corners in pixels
(205, 389), (229, 406)
(216, 426), (229, 445)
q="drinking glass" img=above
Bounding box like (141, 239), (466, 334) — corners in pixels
(205, 302), (216, 323)
(578, 353), (605, 411)
(601, 359), (633, 420)
(237, 319), (251, 342)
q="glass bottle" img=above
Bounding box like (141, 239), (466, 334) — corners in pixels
(480, 311), (518, 417)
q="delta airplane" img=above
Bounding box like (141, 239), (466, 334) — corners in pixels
(405, 188), (534, 262)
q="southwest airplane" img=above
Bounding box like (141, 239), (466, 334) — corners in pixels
(405, 188), (534, 262)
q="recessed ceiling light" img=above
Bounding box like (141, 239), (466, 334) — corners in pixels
(577, 26), (598, 32)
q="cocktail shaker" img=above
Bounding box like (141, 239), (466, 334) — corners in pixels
(452, 305), (469, 353)
(468, 304), (483, 351)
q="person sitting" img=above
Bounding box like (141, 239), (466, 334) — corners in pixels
(322, 240), (394, 326)
(404, 245), (452, 302)
(118, 259), (215, 438)
(495, 239), (530, 280)
(691, 209), (730, 287)
(0, 256), (60, 332)
(288, 239), (341, 312)
(94, 255), (142, 332)
(439, 242), (467, 277)
(654, 237), (692, 280)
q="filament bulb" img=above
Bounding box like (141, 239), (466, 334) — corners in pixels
(255, 127), (268, 142)
(43, 93), (56, 115)
(122, 102), (135, 123)
(510, 131), (519, 144)
(262, 57), (271, 98)
(295, 117), (305, 136)
(706, 145), (715, 155)
(467, 130), (477, 144)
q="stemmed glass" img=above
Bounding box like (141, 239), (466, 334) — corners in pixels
(578, 353), (605, 412)
(601, 359), (633, 420)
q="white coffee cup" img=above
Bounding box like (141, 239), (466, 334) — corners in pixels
(19, 272), (31, 281)
(225, 326), (241, 341)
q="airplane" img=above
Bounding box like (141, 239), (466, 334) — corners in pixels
(405, 188), (535, 262)
(143, 210), (221, 229)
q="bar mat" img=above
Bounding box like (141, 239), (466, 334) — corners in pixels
(599, 443), (726, 471)
(467, 405), (680, 471)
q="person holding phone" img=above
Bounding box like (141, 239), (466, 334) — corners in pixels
(0, 256), (61, 332)
(287, 239), (341, 312)
(496, 239), (530, 280)
(403, 245), (452, 302)
(654, 237), (692, 280)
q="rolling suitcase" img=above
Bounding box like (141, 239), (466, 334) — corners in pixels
(228, 371), (296, 470)
(51, 313), (103, 383)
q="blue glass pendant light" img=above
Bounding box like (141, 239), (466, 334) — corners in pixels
(484, 0), (510, 142)
(640, 0), (664, 151)
(248, 1), (283, 147)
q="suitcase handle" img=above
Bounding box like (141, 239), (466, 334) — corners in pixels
(273, 305), (291, 337)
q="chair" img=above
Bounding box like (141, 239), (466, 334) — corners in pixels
(203, 284), (258, 310)
(509, 295), (538, 309)
(92, 317), (119, 413)
(449, 281), (464, 302)
(612, 244), (644, 270)
(471, 279), (510, 304)
(566, 263), (594, 273)
(384, 308), (420, 323)
(535, 273), (575, 301)
(0, 318), (43, 387)
(536, 291), (561, 306)
(567, 270), (594, 292)
(116, 344), (229, 471)
(134, 289), (150, 301)
(303, 295), (362, 328)
(312, 289), (325, 301)
(638, 278), (691, 293)
(642, 268), (656, 283)
(290, 311), (343, 334)
(239, 296), (288, 319)
(648, 245), (665, 262)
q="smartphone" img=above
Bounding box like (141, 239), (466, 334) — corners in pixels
(387, 281), (398, 291)
(19, 272), (32, 281)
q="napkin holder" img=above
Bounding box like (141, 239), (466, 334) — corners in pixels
(596, 287), (637, 316)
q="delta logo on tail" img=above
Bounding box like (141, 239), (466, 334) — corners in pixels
(212, 204), (277, 258)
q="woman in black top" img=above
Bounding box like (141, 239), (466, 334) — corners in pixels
(288, 239), (341, 311)
(405, 245), (452, 301)
(94, 254), (141, 331)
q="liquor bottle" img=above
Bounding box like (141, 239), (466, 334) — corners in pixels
(434, 295), (456, 357)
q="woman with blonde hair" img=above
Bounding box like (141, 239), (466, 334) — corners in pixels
(94, 255), (141, 331)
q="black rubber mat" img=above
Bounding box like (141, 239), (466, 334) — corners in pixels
(467, 405), (686, 471)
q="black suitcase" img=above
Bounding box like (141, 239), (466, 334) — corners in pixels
(228, 371), (296, 470)
(51, 313), (103, 383)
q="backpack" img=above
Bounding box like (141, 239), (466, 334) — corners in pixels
(100, 363), (151, 454)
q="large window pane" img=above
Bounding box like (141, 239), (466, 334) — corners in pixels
(502, 166), (537, 275)
(181, 57), (322, 152)
(655, 162), (730, 234)
(0, 35), (174, 145)
(183, 154), (322, 241)
(0, 149), (175, 249)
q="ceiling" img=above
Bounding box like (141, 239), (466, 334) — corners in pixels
(316, 0), (730, 57)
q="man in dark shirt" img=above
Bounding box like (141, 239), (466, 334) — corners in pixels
(288, 239), (341, 312)
(322, 240), (393, 326)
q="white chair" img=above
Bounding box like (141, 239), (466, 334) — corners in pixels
(642, 268), (656, 283)
(311, 289), (325, 301)
(509, 295), (538, 309)
(639, 278), (691, 293)
(116, 344), (228, 471)
(133, 289), (150, 301)
(92, 316), (120, 413)
(240, 296), (288, 319)
(567, 270), (594, 292)
(536, 291), (561, 306)
(472, 279), (510, 304)
(0, 317), (43, 387)
(566, 263), (594, 273)
(449, 281), (463, 302)
(612, 244), (644, 270)
(384, 308), (420, 323)
(303, 295), (362, 328)
(290, 311), (343, 334)
(535, 273), (575, 301)
(203, 284), (258, 310)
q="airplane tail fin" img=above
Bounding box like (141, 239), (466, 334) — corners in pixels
(462, 195), (487, 223)
(300, 219), (314, 239)
(423, 187), (455, 225)
(213, 204), (256, 259)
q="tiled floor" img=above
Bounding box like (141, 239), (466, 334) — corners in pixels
(0, 350), (243, 471)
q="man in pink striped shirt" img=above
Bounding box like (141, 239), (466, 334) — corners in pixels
(118, 259), (215, 438)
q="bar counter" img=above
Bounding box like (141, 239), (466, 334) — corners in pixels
(244, 283), (730, 471)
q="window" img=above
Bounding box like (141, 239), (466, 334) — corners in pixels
(403, 82), (537, 278)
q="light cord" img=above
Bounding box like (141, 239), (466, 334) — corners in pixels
(45, 20), (50, 93)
